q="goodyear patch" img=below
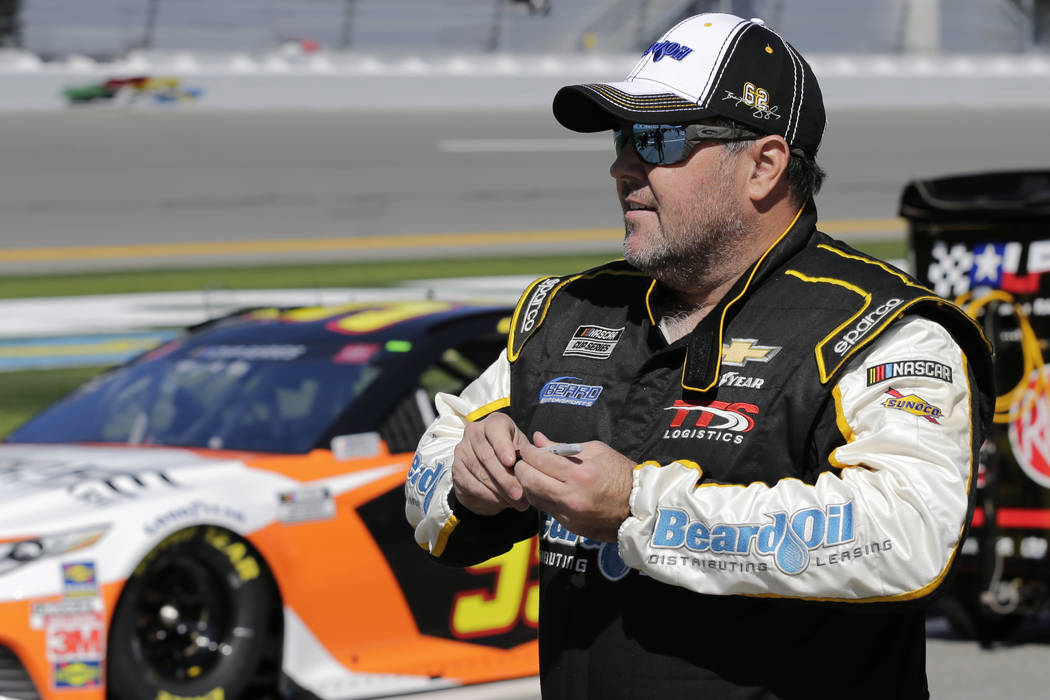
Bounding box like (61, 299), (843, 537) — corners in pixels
(882, 388), (943, 424)
(61, 561), (98, 597)
(867, 359), (953, 386)
(54, 660), (101, 688)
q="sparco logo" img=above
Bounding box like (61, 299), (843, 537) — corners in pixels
(650, 502), (855, 575)
(833, 298), (903, 355)
(519, 278), (559, 334)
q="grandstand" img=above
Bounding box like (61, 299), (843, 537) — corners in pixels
(6, 0), (1049, 59)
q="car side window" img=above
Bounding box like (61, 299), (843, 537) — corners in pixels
(379, 336), (505, 453)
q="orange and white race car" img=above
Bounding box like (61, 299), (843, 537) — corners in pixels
(0, 301), (539, 700)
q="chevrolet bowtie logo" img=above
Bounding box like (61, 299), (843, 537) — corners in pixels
(721, 338), (782, 367)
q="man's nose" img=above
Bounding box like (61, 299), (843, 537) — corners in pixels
(609, 136), (647, 183)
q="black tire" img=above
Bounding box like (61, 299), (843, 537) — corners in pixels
(107, 526), (279, 700)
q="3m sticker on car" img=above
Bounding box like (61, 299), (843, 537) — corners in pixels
(46, 611), (105, 662)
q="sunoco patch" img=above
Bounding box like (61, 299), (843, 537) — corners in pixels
(882, 388), (943, 424)
(53, 660), (101, 688)
(563, 325), (624, 359)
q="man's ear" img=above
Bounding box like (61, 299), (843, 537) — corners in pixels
(745, 135), (791, 203)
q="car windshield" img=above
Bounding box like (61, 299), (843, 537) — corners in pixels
(7, 341), (375, 453)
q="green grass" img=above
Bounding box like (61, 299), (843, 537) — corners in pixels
(0, 240), (906, 437)
(849, 239), (909, 263)
(0, 366), (108, 438)
(0, 241), (907, 300)
(0, 254), (622, 299)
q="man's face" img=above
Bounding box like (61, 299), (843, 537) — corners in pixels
(610, 127), (749, 292)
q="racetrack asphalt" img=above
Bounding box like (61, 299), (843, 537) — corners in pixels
(2, 106), (1047, 274)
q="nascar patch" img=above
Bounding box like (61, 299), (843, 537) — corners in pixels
(882, 388), (943, 424)
(867, 359), (953, 386)
(563, 325), (624, 359)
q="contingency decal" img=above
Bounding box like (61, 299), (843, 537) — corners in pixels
(31, 596), (106, 680)
(278, 486), (335, 524)
(61, 561), (98, 598)
(53, 660), (102, 689)
(46, 611), (105, 663)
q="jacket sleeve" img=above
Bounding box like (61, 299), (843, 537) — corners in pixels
(405, 348), (536, 567)
(618, 316), (980, 603)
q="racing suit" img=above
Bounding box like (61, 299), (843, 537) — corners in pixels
(406, 202), (994, 699)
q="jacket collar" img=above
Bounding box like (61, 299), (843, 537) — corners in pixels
(673, 200), (818, 392)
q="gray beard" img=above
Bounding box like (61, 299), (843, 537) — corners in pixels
(622, 181), (746, 292)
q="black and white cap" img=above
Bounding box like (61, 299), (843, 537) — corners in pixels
(553, 13), (827, 156)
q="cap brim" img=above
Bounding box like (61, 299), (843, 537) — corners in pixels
(553, 80), (717, 133)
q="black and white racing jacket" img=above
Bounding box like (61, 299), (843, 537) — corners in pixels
(406, 202), (994, 699)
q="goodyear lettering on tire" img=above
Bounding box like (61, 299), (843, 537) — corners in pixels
(203, 527), (260, 583)
(156, 688), (225, 700)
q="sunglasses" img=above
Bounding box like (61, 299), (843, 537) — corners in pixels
(613, 123), (760, 165)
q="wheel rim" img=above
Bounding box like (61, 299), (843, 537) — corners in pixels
(132, 551), (235, 682)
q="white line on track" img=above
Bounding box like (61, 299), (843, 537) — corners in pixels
(437, 138), (607, 153)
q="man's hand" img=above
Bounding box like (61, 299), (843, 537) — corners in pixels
(452, 413), (531, 516)
(515, 431), (634, 542)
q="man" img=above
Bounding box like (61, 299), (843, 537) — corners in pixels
(406, 13), (994, 699)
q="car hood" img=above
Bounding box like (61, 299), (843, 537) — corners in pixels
(0, 442), (408, 602)
(0, 443), (256, 530)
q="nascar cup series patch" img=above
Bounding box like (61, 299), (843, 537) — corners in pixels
(563, 325), (624, 359)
